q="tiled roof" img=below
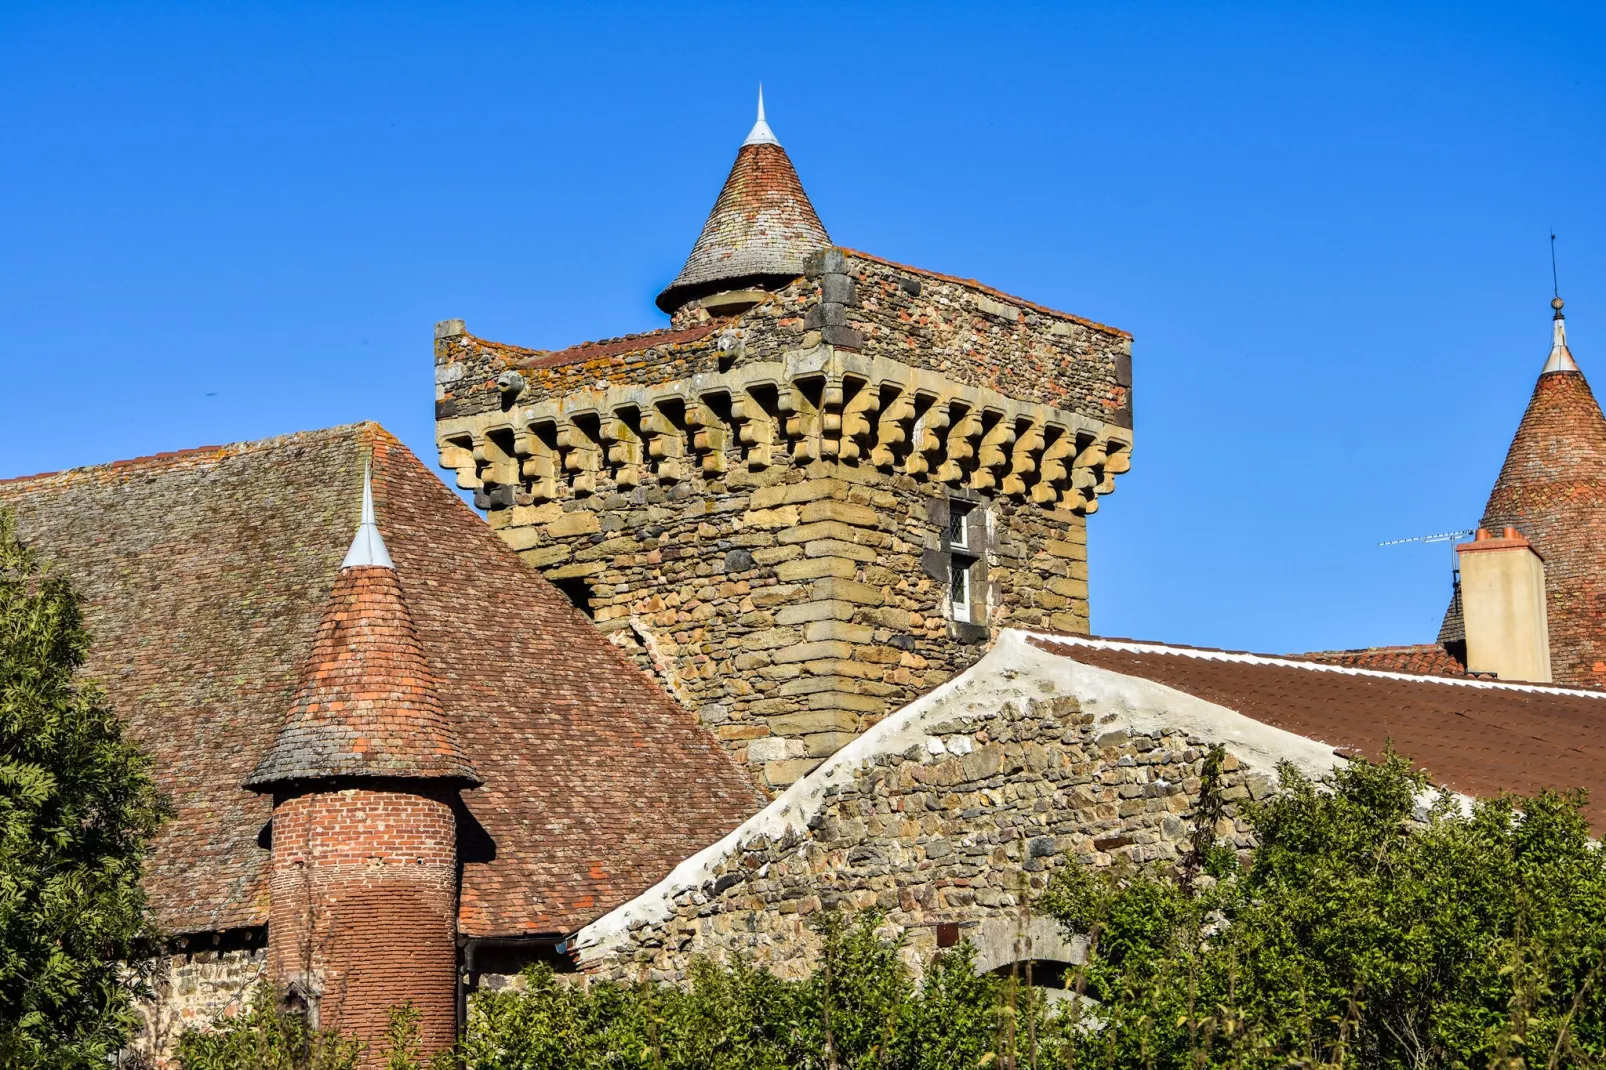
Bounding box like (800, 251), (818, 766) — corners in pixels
(246, 564), (480, 787)
(1293, 643), (1467, 678)
(0, 424), (764, 936)
(1455, 355), (1606, 688)
(521, 324), (717, 370)
(657, 141), (831, 313)
(1035, 635), (1606, 830)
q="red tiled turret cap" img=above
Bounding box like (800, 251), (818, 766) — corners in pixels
(246, 463), (480, 788)
(1451, 296), (1606, 687)
(655, 89), (831, 314)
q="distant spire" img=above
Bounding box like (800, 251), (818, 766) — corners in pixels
(743, 84), (779, 147)
(341, 462), (394, 569)
(1542, 296), (1579, 374)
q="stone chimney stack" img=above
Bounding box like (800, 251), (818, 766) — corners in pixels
(1455, 526), (1553, 683)
(247, 461), (479, 1064)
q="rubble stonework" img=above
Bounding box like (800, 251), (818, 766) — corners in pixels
(435, 250), (1131, 789)
(570, 633), (1333, 983)
(131, 947), (266, 1067)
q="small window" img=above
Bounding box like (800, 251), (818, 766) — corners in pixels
(947, 501), (972, 549)
(950, 556), (973, 620)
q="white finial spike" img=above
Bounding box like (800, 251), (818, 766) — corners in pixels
(342, 461), (395, 569)
(743, 84), (779, 147)
(1542, 297), (1579, 374)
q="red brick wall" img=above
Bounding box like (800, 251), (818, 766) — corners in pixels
(268, 785), (459, 1065)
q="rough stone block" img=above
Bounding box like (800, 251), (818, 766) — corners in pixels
(777, 675), (862, 697)
(775, 600), (858, 625)
(807, 690), (885, 713)
(810, 578), (884, 606)
(544, 510), (601, 538)
(799, 499), (879, 527)
(803, 538), (877, 562)
(766, 710), (860, 735)
(1044, 540), (1082, 560)
(777, 558), (857, 581)
(747, 737), (808, 763)
(763, 759), (818, 788)
(752, 545), (802, 566)
(518, 545), (571, 568)
(744, 627), (803, 651)
(1047, 576), (1089, 599)
(745, 506), (802, 530)
(804, 621), (875, 644)
(778, 520), (884, 547)
(803, 731), (858, 757)
(773, 640), (856, 664)
(498, 526), (545, 551)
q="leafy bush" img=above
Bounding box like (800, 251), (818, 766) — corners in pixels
(176, 990), (453, 1070)
(0, 509), (168, 1067)
(1041, 750), (1606, 1068)
(460, 911), (1055, 1070)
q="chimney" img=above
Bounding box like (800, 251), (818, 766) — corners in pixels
(1454, 527), (1552, 683)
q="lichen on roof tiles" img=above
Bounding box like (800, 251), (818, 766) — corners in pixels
(0, 423), (763, 936)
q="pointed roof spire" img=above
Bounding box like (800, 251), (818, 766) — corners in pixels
(656, 90), (831, 314)
(246, 456), (478, 788)
(743, 85), (779, 146)
(341, 461), (394, 569)
(1542, 296), (1579, 374)
(1440, 295), (1606, 688)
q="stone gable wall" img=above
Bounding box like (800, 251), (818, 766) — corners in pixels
(575, 689), (1262, 984)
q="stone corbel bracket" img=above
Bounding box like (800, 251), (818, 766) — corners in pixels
(437, 347), (1131, 515)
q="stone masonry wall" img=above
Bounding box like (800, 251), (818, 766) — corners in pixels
(128, 945), (266, 1068)
(575, 686), (1263, 984)
(484, 464), (1090, 791)
(436, 247), (1129, 791)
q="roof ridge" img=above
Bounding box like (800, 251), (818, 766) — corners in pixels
(0, 422), (391, 487)
(1037, 632), (1606, 698)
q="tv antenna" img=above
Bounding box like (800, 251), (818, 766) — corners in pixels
(1378, 529), (1473, 547)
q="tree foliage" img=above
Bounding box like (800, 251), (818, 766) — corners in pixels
(1043, 749), (1606, 1068)
(459, 912), (1049, 1070)
(0, 508), (168, 1066)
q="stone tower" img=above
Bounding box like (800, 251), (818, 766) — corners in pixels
(435, 96), (1134, 790)
(1442, 296), (1606, 687)
(246, 465), (479, 1062)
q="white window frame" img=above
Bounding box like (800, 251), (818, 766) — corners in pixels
(950, 555), (973, 621)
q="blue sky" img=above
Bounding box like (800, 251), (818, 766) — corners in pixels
(1, 2), (1601, 654)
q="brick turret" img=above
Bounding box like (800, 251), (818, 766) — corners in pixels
(246, 462), (479, 1062)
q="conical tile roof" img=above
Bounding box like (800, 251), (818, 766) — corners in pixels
(656, 93), (830, 313)
(247, 466), (480, 787)
(1452, 299), (1606, 687)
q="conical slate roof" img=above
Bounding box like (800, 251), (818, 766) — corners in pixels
(656, 92), (831, 313)
(247, 467), (480, 787)
(1452, 299), (1606, 687)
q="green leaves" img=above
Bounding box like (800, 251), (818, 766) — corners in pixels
(1039, 750), (1606, 1068)
(0, 509), (168, 1067)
